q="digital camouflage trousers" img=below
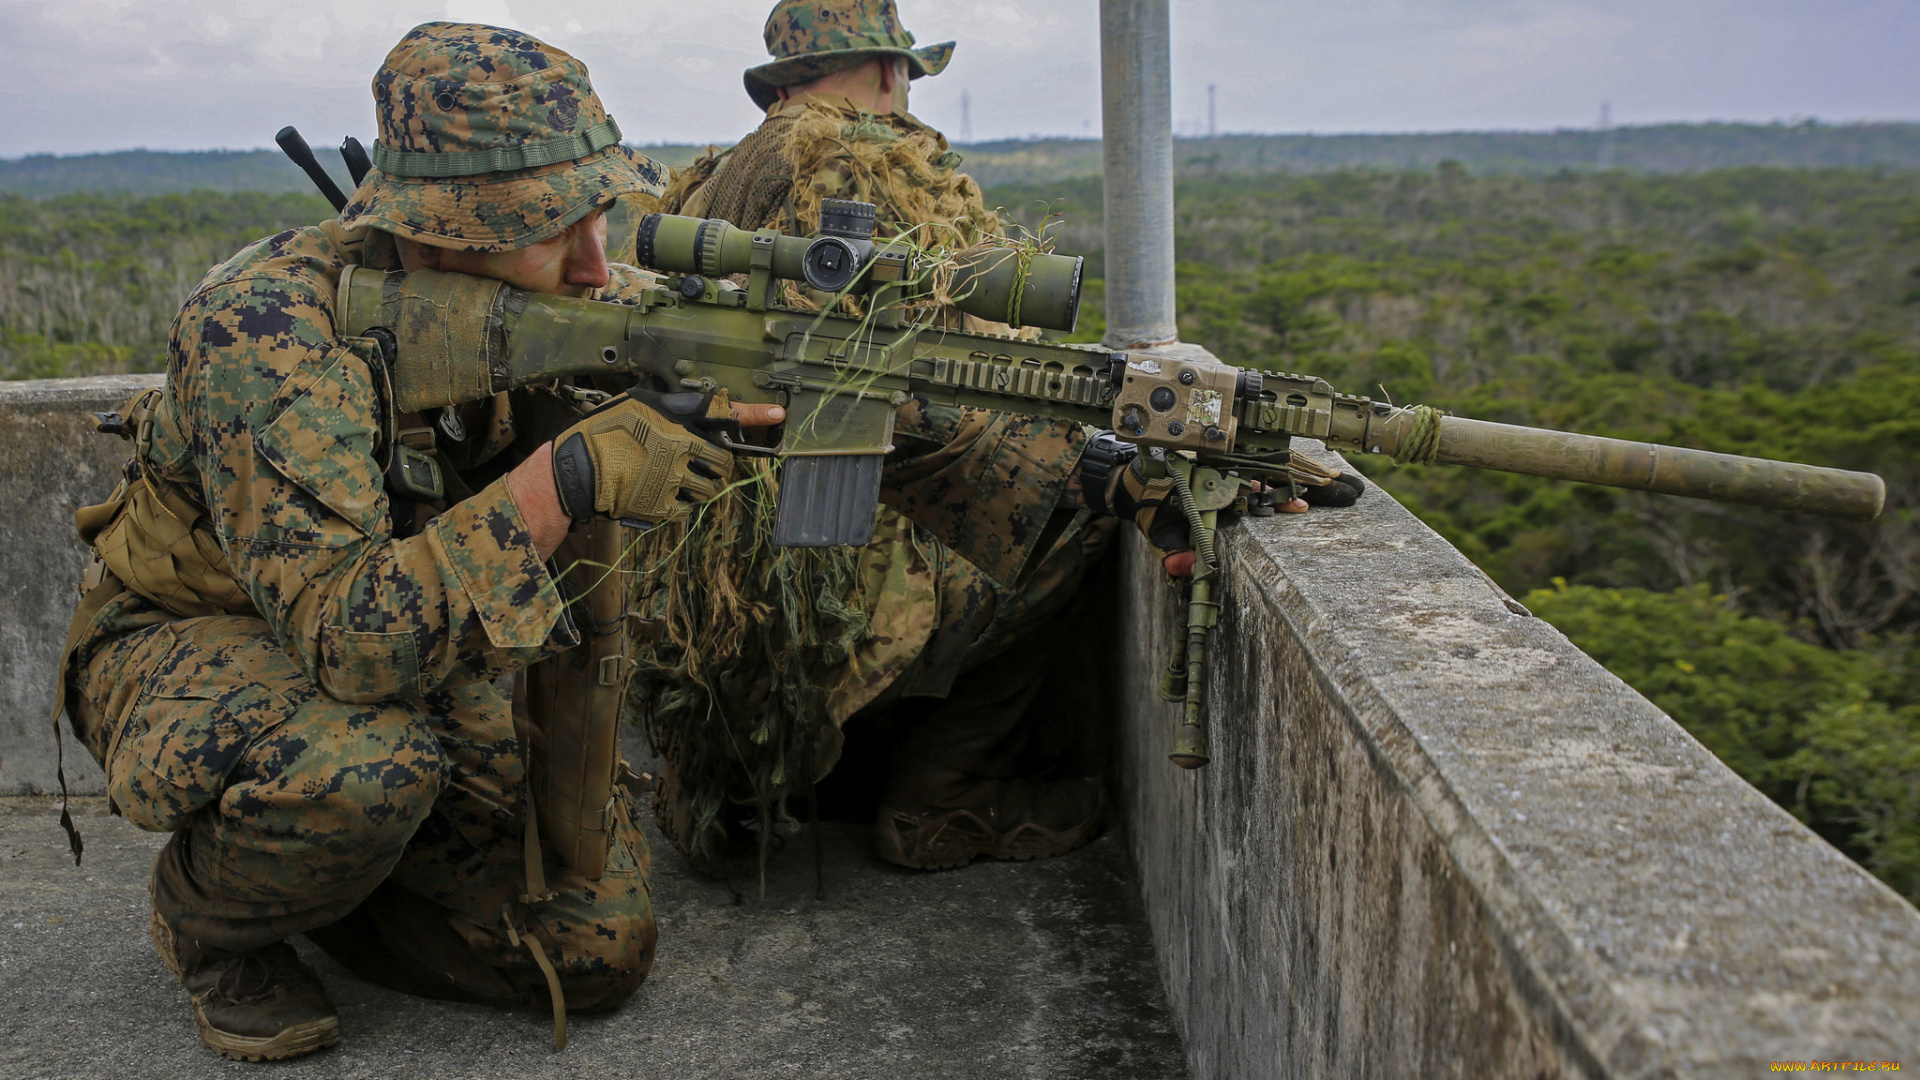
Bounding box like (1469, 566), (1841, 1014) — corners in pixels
(70, 595), (654, 1013)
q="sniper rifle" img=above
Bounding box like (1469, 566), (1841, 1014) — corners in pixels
(333, 199), (1887, 774)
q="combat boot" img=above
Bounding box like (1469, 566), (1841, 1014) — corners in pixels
(151, 907), (341, 1061)
(873, 768), (1106, 870)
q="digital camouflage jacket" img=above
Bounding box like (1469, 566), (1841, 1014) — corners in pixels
(70, 220), (592, 699)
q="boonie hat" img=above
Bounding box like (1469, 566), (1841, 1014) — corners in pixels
(340, 22), (665, 252)
(743, 0), (954, 111)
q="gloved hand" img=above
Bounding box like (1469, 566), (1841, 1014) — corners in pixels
(1106, 456), (1193, 561)
(1299, 471), (1367, 507)
(550, 389), (733, 525)
(1081, 433), (1191, 561)
(1289, 450), (1368, 508)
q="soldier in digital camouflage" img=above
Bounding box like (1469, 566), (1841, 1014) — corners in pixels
(55, 22), (772, 1062)
(626, 0), (1343, 881)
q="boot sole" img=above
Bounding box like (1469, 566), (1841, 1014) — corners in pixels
(873, 806), (1102, 871)
(195, 1011), (341, 1062)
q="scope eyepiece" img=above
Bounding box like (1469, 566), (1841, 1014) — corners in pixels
(634, 211), (663, 271)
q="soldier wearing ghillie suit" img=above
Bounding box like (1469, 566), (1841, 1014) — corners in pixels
(661, 0), (987, 321)
(628, 0), (1304, 880)
(52, 23), (769, 1062)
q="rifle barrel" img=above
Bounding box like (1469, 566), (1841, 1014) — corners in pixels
(1436, 416), (1885, 521)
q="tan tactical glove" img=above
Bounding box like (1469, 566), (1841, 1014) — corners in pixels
(1109, 460), (1193, 560)
(550, 389), (733, 525)
(1081, 433), (1192, 561)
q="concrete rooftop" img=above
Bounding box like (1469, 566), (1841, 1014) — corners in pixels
(0, 797), (1188, 1080)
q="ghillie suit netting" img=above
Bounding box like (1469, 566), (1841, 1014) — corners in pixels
(626, 456), (875, 875)
(631, 100), (1045, 872)
(663, 101), (1001, 254)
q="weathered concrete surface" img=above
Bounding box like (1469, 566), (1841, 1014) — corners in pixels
(1116, 442), (1920, 1079)
(0, 796), (1187, 1079)
(0, 374), (161, 796)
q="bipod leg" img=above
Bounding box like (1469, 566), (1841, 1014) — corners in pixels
(1160, 577), (1191, 701)
(1168, 460), (1224, 769)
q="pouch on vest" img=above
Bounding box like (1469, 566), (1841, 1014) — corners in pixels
(75, 390), (255, 619)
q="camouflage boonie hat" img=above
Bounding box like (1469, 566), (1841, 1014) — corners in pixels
(743, 0), (955, 111)
(340, 22), (666, 252)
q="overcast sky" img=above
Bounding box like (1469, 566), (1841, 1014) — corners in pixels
(0, 0), (1914, 156)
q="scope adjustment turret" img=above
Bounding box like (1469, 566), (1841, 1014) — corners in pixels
(818, 198), (878, 240)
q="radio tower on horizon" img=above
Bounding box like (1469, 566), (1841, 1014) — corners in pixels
(1598, 101), (1613, 169)
(961, 89), (972, 143)
(1208, 84), (1217, 138)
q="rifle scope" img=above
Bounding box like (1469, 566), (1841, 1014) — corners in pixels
(633, 201), (1084, 333)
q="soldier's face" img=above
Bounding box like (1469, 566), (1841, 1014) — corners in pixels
(398, 208), (610, 296)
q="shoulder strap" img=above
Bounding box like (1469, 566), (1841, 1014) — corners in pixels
(46, 565), (126, 866)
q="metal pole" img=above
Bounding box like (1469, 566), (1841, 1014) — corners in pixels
(1099, 0), (1179, 350)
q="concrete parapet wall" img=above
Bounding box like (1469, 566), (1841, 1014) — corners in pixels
(1115, 444), (1920, 1077)
(1, 375), (160, 796)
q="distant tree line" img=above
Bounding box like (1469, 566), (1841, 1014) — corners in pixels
(6, 121), (1920, 196)
(0, 191), (331, 378)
